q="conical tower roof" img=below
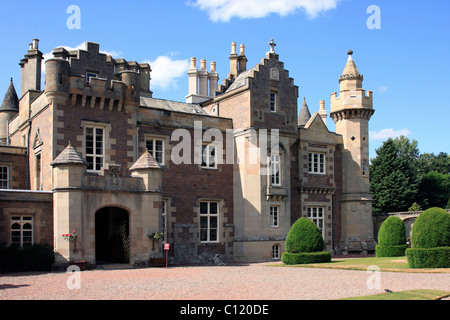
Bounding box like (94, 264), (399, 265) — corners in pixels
(339, 50), (363, 82)
(298, 97), (312, 126)
(50, 142), (88, 166)
(0, 78), (19, 112)
(130, 150), (162, 171)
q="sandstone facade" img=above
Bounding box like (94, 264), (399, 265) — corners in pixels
(0, 39), (376, 266)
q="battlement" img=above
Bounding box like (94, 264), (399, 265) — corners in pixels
(330, 89), (373, 112)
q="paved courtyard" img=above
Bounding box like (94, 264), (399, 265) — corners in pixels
(1, 262), (449, 301)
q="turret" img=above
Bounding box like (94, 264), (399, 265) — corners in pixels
(44, 48), (71, 104)
(330, 50), (376, 255)
(0, 78), (19, 144)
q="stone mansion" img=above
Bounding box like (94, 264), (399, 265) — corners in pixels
(0, 39), (376, 266)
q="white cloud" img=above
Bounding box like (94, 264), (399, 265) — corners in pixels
(145, 56), (190, 91)
(370, 128), (412, 140)
(188, 0), (341, 22)
(378, 85), (389, 93)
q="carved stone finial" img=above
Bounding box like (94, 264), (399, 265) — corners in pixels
(269, 39), (277, 53)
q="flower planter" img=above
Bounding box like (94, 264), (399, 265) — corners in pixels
(69, 261), (88, 271)
(149, 258), (166, 268)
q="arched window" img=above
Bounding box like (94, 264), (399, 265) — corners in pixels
(10, 216), (33, 248)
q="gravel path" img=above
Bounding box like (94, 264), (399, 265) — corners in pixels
(1, 262), (449, 300)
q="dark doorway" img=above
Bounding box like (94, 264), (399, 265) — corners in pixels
(95, 207), (130, 264)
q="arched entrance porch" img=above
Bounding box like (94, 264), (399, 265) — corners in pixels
(95, 206), (130, 264)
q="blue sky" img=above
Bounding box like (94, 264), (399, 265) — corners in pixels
(0, 0), (448, 160)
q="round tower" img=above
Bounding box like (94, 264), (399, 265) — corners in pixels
(330, 50), (376, 255)
(0, 78), (19, 144)
(44, 48), (71, 104)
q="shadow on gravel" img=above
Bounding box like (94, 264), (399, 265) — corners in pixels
(0, 284), (31, 290)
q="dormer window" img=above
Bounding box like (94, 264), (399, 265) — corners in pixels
(86, 72), (98, 85)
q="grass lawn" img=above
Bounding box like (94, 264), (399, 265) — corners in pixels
(274, 256), (450, 273)
(340, 289), (450, 300)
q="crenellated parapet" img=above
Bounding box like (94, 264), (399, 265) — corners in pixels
(44, 41), (150, 112)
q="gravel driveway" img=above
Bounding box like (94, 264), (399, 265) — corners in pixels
(1, 262), (449, 301)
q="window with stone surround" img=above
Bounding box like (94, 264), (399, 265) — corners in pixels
(146, 138), (165, 165)
(270, 91), (277, 112)
(201, 144), (217, 169)
(10, 216), (33, 248)
(270, 154), (281, 186)
(0, 165), (9, 189)
(272, 244), (281, 260)
(270, 206), (279, 227)
(200, 201), (219, 243)
(309, 152), (325, 174)
(86, 72), (98, 85)
(85, 126), (105, 172)
(307, 207), (324, 237)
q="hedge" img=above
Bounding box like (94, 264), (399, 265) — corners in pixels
(375, 244), (408, 257)
(406, 247), (450, 269)
(281, 251), (331, 265)
(0, 244), (55, 273)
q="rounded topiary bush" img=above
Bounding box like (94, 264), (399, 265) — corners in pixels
(282, 218), (331, 265)
(406, 207), (450, 268)
(376, 216), (407, 257)
(410, 207), (450, 248)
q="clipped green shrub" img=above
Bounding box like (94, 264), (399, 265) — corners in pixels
(285, 218), (324, 254)
(406, 207), (450, 268)
(406, 247), (450, 269)
(282, 218), (330, 265)
(410, 207), (450, 248)
(376, 216), (407, 257)
(282, 251), (331, 265)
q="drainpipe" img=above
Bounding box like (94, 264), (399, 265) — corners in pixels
(26, 119), (31, 190)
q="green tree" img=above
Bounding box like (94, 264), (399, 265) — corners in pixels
(417, 171), (450, 209)
(370, 137), (421, 214)
(417, 152), (450, 176)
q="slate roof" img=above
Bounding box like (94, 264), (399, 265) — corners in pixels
(129, 151), (162, 171)
(298, 98), (311, 127)
(50, 143), (88, 166)
(0, 79), (19, 112)
(225, 67), (256, 93)
(140, 97), (208, 115)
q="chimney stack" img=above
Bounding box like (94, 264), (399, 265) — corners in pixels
(208, 62), (219, 98)
(19, 39), (44, 97)
(188, 57), (199, 96)
(319, 100), (327, 126)
(198, 59), (208, 96)
(228, 42), (239, 80)
(238, 44), (247, 73)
